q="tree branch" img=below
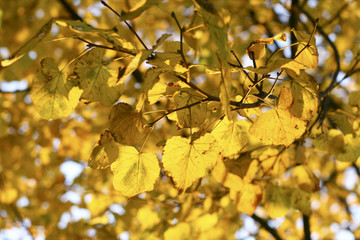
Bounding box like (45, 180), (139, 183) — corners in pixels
(57, 0), (83, 21)
(303, 214), (311, 240)
(252, 214), (282, 240)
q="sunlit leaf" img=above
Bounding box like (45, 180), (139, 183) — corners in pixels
(75, 48), (123, 106)
(246, 32), (286, 60)
(292, 29), (318, 69)
(162, 134), (219, 190)
(108, 102), (149, 146)
(291, 165), (320, 192)
(249, 108), (306, 147)
(30, 58), (82, 120)
(119, 0), (163, 21)
(148, 80), (181, 104)
(137, 206), (160, 230)
(211, 118), (250, 157)
(111, 145), (160, 197)
(290, 188), (311, 216)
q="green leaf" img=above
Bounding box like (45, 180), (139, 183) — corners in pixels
(162, 134), (219, 190)
(74, 48), (123, 106)
(89, 130), (119, 169)
(167, 88), (207, 128)
(111, 145), (160, 197)
(30, 58), (82, 120)
(211, 118), (250, 157)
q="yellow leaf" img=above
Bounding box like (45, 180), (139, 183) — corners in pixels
(0, 20), (52, 68)
(212, 158), (244, 191)
(118, 49), (153, 83)
(193, 213), (218, 232)
(249, 108), (306, 147)
(252, 147), (290, 177)
(108, 102), (149, 146)
(30, 58), (82, 120)
(164, 222), (191, 240)
(277, 86), (293, 110)
(167, 89), (207, 128)
(75, 48), (123, 106)
(229, 182), (262, 215)
(148, 80), (181, 105)
(349, 90), (360, 108)
(246, 33), (286, 60)
(111, 145), (160, 197)
(211, 118), (250, 157)
(336, 134), (360, 162)
(288, 70), (319, 120)
(119, 0), (163, 21)
(291, 165), (320, 192)
(89, 215), (109, 225)
(263, 183), (291, 218)
(88, 130), (119, 169)
(162, 134), (218, 190)
(87, 193), (114, 217)
(292, 29), (318, 69)
(137, 206), (160, 230)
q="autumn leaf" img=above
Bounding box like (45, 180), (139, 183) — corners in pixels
(292, 29), (318, 69)
(167, 88), (207, 128)
(246, 32), (286, 60)
(0, 20), (53, 68)
(249, 108), (306, 147)
(263, 183), (291, 218)
(162, 134), (219, 190)
(108, 102), (149, 146)
(119, 0), (163, 21)
(30, 58), (83, 120)
(74, 48), (123, 106)
(287, 70), (319, 120)
(111, 145), (160, 197)
(148, 79), (181, 104)
(211, 118), (251, 157)
(229, 182), (262, 215)
(88, 130), (119, 169)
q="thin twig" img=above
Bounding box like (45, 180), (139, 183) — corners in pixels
(57, 0), (83, 21)
(101, 1), (149, 50)
(171, 12), (189, 69)
(251, 214), (282, 240)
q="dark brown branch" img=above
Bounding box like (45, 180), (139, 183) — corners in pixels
(57, 0), (83, 21)
(171, 12), (189, 69)
(303, 214), (311, 240)
(252, 214), (282, 240)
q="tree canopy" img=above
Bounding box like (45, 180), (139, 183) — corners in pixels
(1, 0), (360, 239)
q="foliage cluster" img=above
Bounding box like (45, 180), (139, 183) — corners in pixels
(1, 0), (360, 239)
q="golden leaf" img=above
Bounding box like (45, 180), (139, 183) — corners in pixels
(162, 134), (219, 190)
(249, 108), (306, 147)
(111, 145), (160, 197)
